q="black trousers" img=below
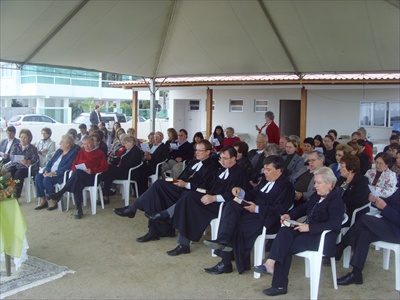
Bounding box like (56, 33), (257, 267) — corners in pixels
(100, 165), (129, 197)
(59, 170), (95, 209)
(342, 214), (400, 271)
(7, 166), (28, 198)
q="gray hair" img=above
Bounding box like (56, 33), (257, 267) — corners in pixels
(310, 150), (325, 162)
(357, 127), (367, 136)
(265, 111), (275, 120)
(264, 143), (281, 157)
(288, 135), (300, 144)
(258, 133), (268, 143)
(61, 134), (75, 148)
(314, 166), (337, 187)
(122, 134), (136, 145)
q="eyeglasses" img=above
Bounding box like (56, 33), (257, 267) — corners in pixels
(220, 156), (232, 161)
(195, 149), (207, 152)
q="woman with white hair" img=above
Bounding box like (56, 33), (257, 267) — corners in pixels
(255, 111), (280, 145)
(254, 167), (343, 296)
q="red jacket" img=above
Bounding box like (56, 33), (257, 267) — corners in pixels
(260, 121), (280, 145)
(71, 148), (109, 174)
(222, 136), (241, 147)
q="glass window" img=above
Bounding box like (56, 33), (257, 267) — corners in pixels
(255, 99), (268, 112)
(21, 76), (37, 84)
(359, 102), (373, 126)
(55, 78), (70, 85)
(373, 102), (386, 127)
(230, 99), (243, 112)
(190, 100), (200, 111)
(390, 102), (400, 127)
(37, 76), (54, 84)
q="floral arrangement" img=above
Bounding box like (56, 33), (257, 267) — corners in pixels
(0, 163), (19, 201)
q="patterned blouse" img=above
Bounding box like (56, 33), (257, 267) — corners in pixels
(365, 168), (398, 198)
(9, 143), (39, 170)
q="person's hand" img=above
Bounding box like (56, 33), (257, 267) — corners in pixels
(374, 197), (387, 210)
(295, 191), (303, 201)
(174, 180), (187, 188)
(280, 214), (291, 224)
(231, 187), (241, 196)
(175, 157), (182, 162)
(243, 201), (256, 213)
(201, 194), (216, 205)
(48, 172), (57, 177)
(294, 223), (309, 232)
(255, 125), (260, 131)
(368, 192), (377, 203)
(85, 168), (92, 174)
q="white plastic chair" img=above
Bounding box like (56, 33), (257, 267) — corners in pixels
(209, 202), (224, 257)
(24, 161), (38, 203)
(82, 172), (104, 215)
(253, 226), (278, 279)
(370, 241), (400, 291)
(295, 230), (332, 300)
(112, 162), (143, 206)
(54, 170), (71, 211)
(148, 159), (168, 186)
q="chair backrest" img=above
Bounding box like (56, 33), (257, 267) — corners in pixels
(127, 162), (143, 181)
(350, 202), (371, 227)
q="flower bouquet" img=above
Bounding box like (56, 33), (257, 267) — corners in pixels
(0, 163), (19, 201)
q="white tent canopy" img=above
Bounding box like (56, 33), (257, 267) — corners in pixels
(1, 0), (399, 78)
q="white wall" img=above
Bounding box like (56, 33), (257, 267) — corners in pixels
(169, 85), (398, 149)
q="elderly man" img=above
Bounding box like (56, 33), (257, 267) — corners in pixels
(221, 127), (241, 147)
(166, 146), (251, 256)
(289, 151), (325, 206)
(0, 125), (20, 163)
(114, 140), (219, 242)
(248, 133), (269, 184)
(203, 155), (295, 274)
(49, 135), (108, 219)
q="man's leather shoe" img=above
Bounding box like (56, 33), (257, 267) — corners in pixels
(74, 209), (83, 219)
(203, 239), (233, 252)
(136, 232), (160, 243)
(144, 212), (169, 223)
(166, 244), (190, 256)
(35, 202), (48, 210)
(48, 192), (63, 202)
(204, 261), (233, 275)
(47, 203), (58, 211)
(337, 272), (363, 285)
(113, 206), (136, 218)
(263, 287), (288, 296)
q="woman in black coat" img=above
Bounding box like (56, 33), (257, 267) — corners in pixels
(254, 167), (343, 297)
(335, 155), (370, 227)
(100, 135), (142, 204)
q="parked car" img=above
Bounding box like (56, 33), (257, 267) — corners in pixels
(72, 112), (127, 126)
(7, 114), (60, 126)
(0, 117), (6, 129)
(126, 116), (147, 122)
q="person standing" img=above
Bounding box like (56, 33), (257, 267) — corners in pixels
(90, 105), (102, 125)
(256, 111), (280, 145)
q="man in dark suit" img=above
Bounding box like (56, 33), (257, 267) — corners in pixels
(0, 126), (20, 163)
(247, 133), (268, 184)
(114, 140), (219, 242)
(77, 123), (88, 141)
(166, 146), (251, 256)
(90, 105), (102, 125)
(203, 155), (295, 274)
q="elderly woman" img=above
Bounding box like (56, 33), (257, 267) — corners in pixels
(365, 152), (398, 198)
(109, 127), (126, 154)
(100, 135), (142, 204)
(36, 127), (56, 168)
(254, 167), (343, 296)
(6, 129), (39, 200)
(34, 135), (79, 210)
(329, 144), (353, 179)
(336, 155), (369, 227)
(282, 139), (304, 177)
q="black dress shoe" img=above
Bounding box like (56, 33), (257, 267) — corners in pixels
(74, 209), (83, 219)
(337, 272), (363, 285)
(144, 211), (169, 223)
(136, 232), (160, 243)
(166, 244), (190, 256)
(47, 203), (58, 211)
(204, 261), (233, 275)
(113, 207), (136, 218)
(263, 287), (288, 296)
(203, 239), (233, 252)
(35, 202), (48, 210)
(48, 192), (63, 202)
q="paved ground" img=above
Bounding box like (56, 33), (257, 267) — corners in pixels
(6, 191), (400, 300)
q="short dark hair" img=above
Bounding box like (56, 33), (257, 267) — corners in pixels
(303, 137), (315, 147)
(328, 129), (338, 138)
(340, 155), (360, 174)
(389, 143), (400, 153)
(93, 129), (104, 141)
(374, 152), (392, 165)
(90, 124), (99, 131)
(263, 155), (284, 170)
(220, 146), (237, 158)
(79, 123), (87, 129)
(232, 141), (249, 157)
(389, 135), (399, 142)
(6, 125), (16, 133)
(356, 139), (366, 147)
(95, 105), (100, 109)
(324, 134), (334, 142)
(41, 127), (52, 136)
(197, 140), (213, 152)
(179, 129), (188, 136)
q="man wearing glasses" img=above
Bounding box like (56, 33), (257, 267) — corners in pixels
(114, 140), (219, 242)
(166, 146), (251, 256)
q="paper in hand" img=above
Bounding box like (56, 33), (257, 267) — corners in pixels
(141, 143), (150, 152)
(75, 163), (87, 171)
(368, 185), (378, 198)
(12, 155), (24, 163)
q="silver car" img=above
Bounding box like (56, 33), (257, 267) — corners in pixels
(7, 114), (60, 126)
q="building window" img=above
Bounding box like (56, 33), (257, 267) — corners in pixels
(360, 101), (400, 128)
(254, 99), (268, 112)
(189, 100), (200, 111)
(390, 102), (400, 127)
(230, 99), (243, 112)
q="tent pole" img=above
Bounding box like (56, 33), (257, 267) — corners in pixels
(150, 78), (156, 133)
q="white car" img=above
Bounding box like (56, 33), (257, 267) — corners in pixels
(0, 117), (6, 129)
(7, 114), (60, 126)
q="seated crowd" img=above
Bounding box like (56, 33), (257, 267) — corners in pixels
(1, 116), (399, 297)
